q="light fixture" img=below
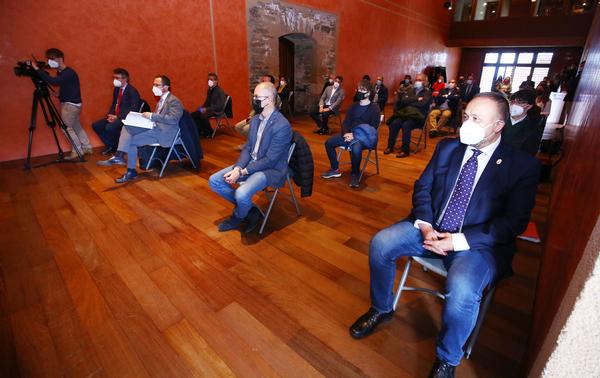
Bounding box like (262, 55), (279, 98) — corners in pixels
(443, 1), (452, 10)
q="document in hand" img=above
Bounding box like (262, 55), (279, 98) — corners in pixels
(123, 112), (154, 129)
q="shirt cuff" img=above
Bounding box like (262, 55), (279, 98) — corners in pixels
(241, 168), (248, 176)
(414, 219), (432, 229)
(451, 233), (470, 251)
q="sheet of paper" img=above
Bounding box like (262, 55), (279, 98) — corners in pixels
(123, 112), (154, 129)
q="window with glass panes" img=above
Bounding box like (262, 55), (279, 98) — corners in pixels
(479, 51), (554, 93)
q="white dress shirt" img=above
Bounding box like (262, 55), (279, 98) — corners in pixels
(325, 87), (337, 106)
(251, 112), (272, 161)
(415, 136), (502, 251)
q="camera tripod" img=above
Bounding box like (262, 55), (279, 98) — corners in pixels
(24, 79), (85, 170)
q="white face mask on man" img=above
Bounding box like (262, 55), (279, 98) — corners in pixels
(459, 119), (495, 146)
(47, 59), (59, 69)
(113, 79), (123, 88)
(333, 82), (340, 89)
(152, 86), (164, 97)
(510, 104), (525, 117)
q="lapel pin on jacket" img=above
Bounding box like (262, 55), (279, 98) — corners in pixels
(496, 158), (502, 165)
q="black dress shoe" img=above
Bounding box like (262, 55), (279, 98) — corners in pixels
(428, 359), (455, 378)
(244, 206), (263, 234)
(383, 147), (393, 155)
(349, 307), (394, 339)
(115, 170), (138, 184)
(101, 146), (116, 156)
(313, 128), (323, 134)
(396, 151), (410, 158)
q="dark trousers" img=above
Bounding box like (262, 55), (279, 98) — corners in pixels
(325, 134), (366, 175)
(310, 110), (335, 131)
(387, 118), (421, 153)
(190, 111), (214, 137)
(92, 118), (124, 148)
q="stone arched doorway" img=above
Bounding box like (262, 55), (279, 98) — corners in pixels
(247, 0), (338, 113)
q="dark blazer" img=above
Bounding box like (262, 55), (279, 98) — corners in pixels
(460, 83), (480, 103)
(409, 138), (540, 276)
(502, 114), (546, 156)
(203, 85), (227, 116)
(289, 131), (314, 197)
(319, 85), (345, 114)
(375, 83), (388, 110)
(277, 84), (291, 102)
(150, 93), (184, 147)
(434, 87), (460, 113)
(109, 84), (141, 119)
(236, 110), (293, 188)
(398, 87), (432, 115)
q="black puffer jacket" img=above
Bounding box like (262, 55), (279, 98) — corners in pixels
(289, 131), (314, 197)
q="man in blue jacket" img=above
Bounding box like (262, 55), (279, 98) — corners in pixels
(92, 68), (141, 155)
(349, 92), (540, 377)
(209, 82), (292, 233)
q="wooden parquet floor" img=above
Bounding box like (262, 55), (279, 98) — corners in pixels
(0, 115), (549, 377)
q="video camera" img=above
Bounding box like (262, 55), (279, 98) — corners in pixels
(14, 60), (47, 78)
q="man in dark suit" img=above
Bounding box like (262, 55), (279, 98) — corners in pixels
(92, 68), (141, 155)
(503, 90), (545, 156)
(349, 92), (540, 378)
(209, 82), (292, 234)
(519, 75), (536, 91)
(191, 72), (227, 138)
(310, 76), (345, 135)
(97, 75), (184, 183)
(459, 73), (480, 104)
(374, 76), (389, 113)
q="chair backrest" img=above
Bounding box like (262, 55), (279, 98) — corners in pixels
(286, 142), (296, 164)
(221, 95), (231, 114)
(138, 99), (151, 113)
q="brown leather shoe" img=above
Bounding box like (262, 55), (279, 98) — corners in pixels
(396, 151), (410, 158)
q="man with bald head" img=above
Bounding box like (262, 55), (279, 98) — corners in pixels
(209, 82), (292, 233)
(350, 92), (540, 377)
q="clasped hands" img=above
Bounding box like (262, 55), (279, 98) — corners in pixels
(223, 167), (242, 185)
(343, 133), (354, 142)
(419, 223), (453, 256)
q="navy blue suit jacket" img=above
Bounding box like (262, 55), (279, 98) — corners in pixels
(236, 110), (292, 188)
(109, 84), (141, 119)
(409, 138), (540, 275)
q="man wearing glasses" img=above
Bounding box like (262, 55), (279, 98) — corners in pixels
(209, 82), (292, 234)
(92, 68), (141, 155)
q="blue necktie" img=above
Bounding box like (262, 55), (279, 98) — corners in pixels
(438, 149), (482, 233)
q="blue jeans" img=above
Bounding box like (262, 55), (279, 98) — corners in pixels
(369, 221), (496, 366)
(208, 165), (268, 219)
(325, 134), (366, 175)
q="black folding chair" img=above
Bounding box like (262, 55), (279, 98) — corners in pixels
(210, 95), (232, 138)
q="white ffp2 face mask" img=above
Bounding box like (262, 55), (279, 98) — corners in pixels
(113, 79), (123, 88)
(152, 86), (163, 97)
(208, 80), (215, 87)
(333, 82), (340, 89)
(47, 59), (59, 69)
(510, 104), (525, 117)
(460, 120), (495, 146)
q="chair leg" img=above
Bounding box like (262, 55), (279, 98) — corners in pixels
(211, 119), (220, 139)
(358, 149), (371, 183)
(259, 188), (280, 235)
(287, 175), (301, 216)
(464, 285), (497, 359)
(374, 148), (380, 175)
(393, 257), (413, 311)
(179, 140), (197, 169)
(159, 143), (176, 178)
(336, 148), (343, 163)
(146, 146), (158, 170)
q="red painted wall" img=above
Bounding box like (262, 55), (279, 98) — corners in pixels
(0, 0), (458, 162)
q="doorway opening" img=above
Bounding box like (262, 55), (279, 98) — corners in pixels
(278, 33), (317, 114)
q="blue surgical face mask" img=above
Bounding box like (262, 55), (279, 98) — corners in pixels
(414, 81), (423, 89)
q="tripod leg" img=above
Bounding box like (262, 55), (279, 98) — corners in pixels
(25, 91), (41, 170)
(43, 94), (84, 161)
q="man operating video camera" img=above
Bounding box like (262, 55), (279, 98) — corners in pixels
(32, 48), (92, 159)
